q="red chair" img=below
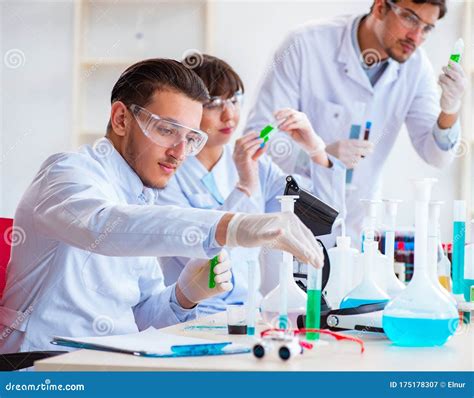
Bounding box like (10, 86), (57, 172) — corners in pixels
(0, 218), (66, 370)
(0, 218), (14, 298)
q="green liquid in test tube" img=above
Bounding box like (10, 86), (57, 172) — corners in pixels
(259, 125), (274, 148)
(209, 255), (219, 289)
(306, 266), (322, 341)
(449, 38), (464, 64)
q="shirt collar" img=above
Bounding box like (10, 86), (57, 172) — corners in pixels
(90, 137), (146, 202)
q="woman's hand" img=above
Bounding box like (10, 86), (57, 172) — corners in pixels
(274, 108), (330, 167)
(233, 132), (266, 196)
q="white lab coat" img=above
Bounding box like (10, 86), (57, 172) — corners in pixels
(155, 146), (289, 313)
(246, 14), (457, 246)
(0, 138), (225, 352)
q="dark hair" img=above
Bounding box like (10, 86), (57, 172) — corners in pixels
(107, 58), (209, 133)
(185, 53), (244, 98)
(110, 58), (209, 105)
(371, 0), (447, 19)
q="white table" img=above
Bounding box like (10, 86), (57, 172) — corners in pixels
(35, 312), (473, 371)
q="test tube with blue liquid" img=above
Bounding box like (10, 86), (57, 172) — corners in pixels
(346, 102), (366, 186)
(452, 200), (466, 299)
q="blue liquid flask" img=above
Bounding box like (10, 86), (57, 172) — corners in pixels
(383, 179), (458, 347)
(340, 240), (390, 309)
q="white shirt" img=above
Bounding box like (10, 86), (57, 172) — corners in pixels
(245, 14), (459, 245)
(0, 138), (224, 352)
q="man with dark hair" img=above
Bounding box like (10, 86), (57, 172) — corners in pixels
(0, 59), (324, 352)
(246, 0), (466, 246)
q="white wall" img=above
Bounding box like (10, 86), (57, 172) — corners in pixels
(1, 0), (74, 217)
(0, 0), (470, 241)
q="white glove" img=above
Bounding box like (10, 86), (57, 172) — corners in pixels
(439, 61), (467, 115)
(326, 139), (374, 169)
(233, 132), (266, 195)
(274, 108), (326, 157)
(226, 212), (324, 269)
(177, 251), (232, 304)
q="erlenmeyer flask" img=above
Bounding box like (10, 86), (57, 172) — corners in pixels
(260, 258), (307, 328)
(383, 179), (458, 347)
(340, 240), (390, 309)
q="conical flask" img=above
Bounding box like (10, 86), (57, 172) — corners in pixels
(340, 240), (390, 309)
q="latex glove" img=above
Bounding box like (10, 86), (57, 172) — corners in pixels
(226, 212), (324, 269)
(439, 61), (467, 115)
(274, 108), (326, 157)
(177, 251), (232, 304)
(326, 139), (374, 169)
(233, 132), (266, 195)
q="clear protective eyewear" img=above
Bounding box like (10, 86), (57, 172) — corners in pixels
(129, 104), (208, 156)
(386, 0), (435, 37)
(203, 92), (243, 113)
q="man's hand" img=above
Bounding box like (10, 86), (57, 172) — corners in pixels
(326, 139), (373, 169)
(176, 251), (232, 308)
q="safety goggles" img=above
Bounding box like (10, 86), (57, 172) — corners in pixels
(386, 0), (435, 37)
(203, 92), (243, 113)
(129, 104), (208, 156)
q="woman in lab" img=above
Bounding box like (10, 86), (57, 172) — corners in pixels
(156, 54), (339, 314)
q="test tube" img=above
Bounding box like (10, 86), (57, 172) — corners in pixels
(450, 38), (464, 64)
(383, 200), (402, 266)
(246, 260), (258, 336)
(277, 195), (299, 329)
(208, 255), (219, 289)
(259, 125), (275, 148)
(360, 199), (381, 252)
(452, 201), (466, 296)
(306, 265), (322, 341)
(413, 179), (437, 276)
(361, 121), (372, 159)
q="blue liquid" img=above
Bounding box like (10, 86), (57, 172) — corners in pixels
(279, 315), (289, 329)
(452, 221), (465, 295)
(383, 316), (458, 346)
(247, 326), (255, 336)
(345, 124), (361, 184)
(340, 297), (389, 309)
